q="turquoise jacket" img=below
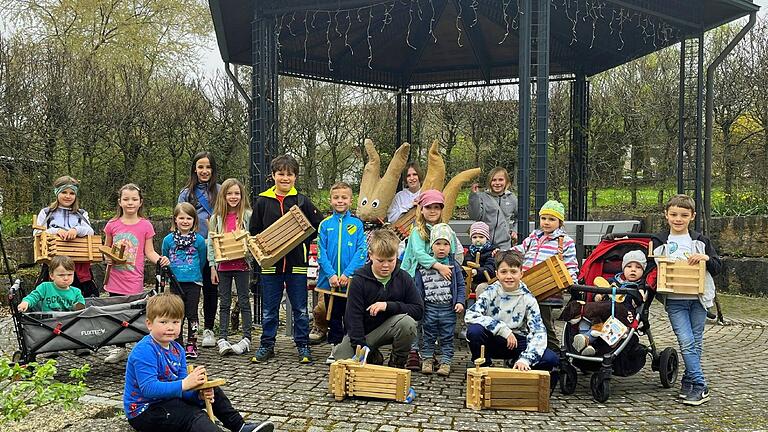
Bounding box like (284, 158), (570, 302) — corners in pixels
(316, 210), (368, 290)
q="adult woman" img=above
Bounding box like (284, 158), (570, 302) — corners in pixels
(468, 167), (518, 250)
(386, 162), (423, 223)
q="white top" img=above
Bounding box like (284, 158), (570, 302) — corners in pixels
(662, 232), (696, 301)
(386, 188), (420, 223)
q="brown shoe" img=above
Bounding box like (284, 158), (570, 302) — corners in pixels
(405, 350), (421, 371)
(436, 363), (451, 376)
(421, 359), (434, 374)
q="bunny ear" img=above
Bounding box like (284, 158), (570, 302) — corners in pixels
(358, 138), (380, 202)
(421, 140), (445, 191)
(377, 142), (411, 209)
(441, 168), (480, 222)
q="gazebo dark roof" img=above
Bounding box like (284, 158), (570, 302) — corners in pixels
(209, 0), (758, 89)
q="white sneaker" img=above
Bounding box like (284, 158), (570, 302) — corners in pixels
(231, 338), (251, 355)
(105, 347), (128, 363)
(218, 338), (234, 356)
(202, 329), (216, 347)
(325, 344), (336, 365)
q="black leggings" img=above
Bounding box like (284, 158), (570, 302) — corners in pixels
(127, 387), (244, 432)
(201, 265), (218, 330)
(175, 282), (201, 344)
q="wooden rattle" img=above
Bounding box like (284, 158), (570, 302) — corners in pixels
(187, 365), (226, 421)
(474, 345), (486, 371)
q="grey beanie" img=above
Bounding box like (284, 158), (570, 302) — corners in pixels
(622, 250), (647, 271)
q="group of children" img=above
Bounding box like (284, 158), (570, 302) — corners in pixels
(18, 156), (720, 431)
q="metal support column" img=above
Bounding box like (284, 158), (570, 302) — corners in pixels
(533, 0), (550, 213)
(678, 34), (704, 231)
(517, 0), (532, 240)
(406, 93), (413, 144)
(568, 74), (589, 221)
(251, 4), (279, 325)
(694, 33), (704, 232)
(396, 91), (403, 146)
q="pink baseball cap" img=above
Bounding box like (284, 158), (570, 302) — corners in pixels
(418, 189), (444, 207)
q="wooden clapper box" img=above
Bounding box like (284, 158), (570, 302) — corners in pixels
(466, 347), (550, 412)
(648, 243), (706, 295)
(329, 348), (412, 402)
(211, 230), (250, 263)
(33, 220), (103, 263)
(247, 205), (315, 268)
(521, 255), (575, 301)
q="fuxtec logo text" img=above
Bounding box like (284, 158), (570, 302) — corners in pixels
(81, 328), (106, 337)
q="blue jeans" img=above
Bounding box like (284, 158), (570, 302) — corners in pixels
(421, 303), (457, 364)
(466, 324), (559, 371)
(260, 274), (309, 347)
(666, 299), (707, 386)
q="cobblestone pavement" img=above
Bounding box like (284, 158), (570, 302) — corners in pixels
(2, 305), (767, 432)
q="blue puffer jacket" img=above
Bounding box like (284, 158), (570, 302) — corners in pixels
(316, 210), (368, 290)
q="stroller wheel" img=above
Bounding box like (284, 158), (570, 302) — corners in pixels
(560, 363), (578, 395)
(658, 347), (679, 388)
(590, 373), (611, 403)
(11, 351), (22, 364)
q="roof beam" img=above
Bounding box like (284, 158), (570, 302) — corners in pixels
(605, 0), (701, 30)
(400, 0), (450, 88)
(454, 0), (492, 84)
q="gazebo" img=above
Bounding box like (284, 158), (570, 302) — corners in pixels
(209, 0), (758, 235)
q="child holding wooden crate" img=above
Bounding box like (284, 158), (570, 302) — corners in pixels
(331, 229), (423, 368)
(34, 176), (99, 298)
(511, 200), (578, 350)
(249, 155), (323, 364)
(316, 182), (368, 364)
(208, 178), (253, 357)
(400, 189), (463, 371)
(414, 223), (465, 376)
(464, 251), (558, 372)
(104, 183), (170, 363)
(650, 194), (721, 406)
(123, 293), (274, 432)
(162, 202), (207, 359)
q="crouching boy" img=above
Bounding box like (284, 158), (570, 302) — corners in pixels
(465, 251), (558, 371)
(332, 229), (424, 368)
(124, 293), (273, 432)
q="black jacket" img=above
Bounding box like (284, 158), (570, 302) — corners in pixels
(463, 242), (496, 283)
(249, 186), (323, 275)
(650, 230), (722, 276)
(345, 262), (424, 348)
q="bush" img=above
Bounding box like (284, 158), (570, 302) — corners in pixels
(0, 358), (90, 423)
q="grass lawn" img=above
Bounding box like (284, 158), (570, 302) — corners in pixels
(717, 293), (768, 322)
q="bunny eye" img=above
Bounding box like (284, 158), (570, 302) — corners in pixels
(371, 199), (380, 209)
(360, 197), (368, 206)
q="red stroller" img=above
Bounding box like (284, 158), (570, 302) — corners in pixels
(558, 233), (679, 402)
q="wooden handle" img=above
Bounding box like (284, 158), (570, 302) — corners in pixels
(187, 365), (216, 421)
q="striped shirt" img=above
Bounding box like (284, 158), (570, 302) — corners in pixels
(512, 228), (579, 280)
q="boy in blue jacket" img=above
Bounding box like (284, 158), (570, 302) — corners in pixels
(317, 182), (368, 364)
(124, 293), (273, 432)
(415, 223), (466, 376)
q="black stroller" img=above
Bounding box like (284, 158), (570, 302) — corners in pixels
(558, 233), (679, 402)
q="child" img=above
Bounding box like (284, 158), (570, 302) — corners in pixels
(399, 189), (463, 370)
(162, 202), (207, 359)
(463, 221), (497, 295)
(316, 182), (367, 364)
(208, 178), (253, 356)
(651, 194), (721, 406)
(178, 152), (221, 349)
(34, 176), (98, 298)
(465, 251), (558, 371)
(415, 223), (465, 376)
(332, 229), (423, 368)
(571, 250), (647, 356)
(123, 293), (274, 432)
(18, 255), (85, 312)
(249, 155), (323, 364)
(104, 183), (170, 364)
(512, 200), (578, 351)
